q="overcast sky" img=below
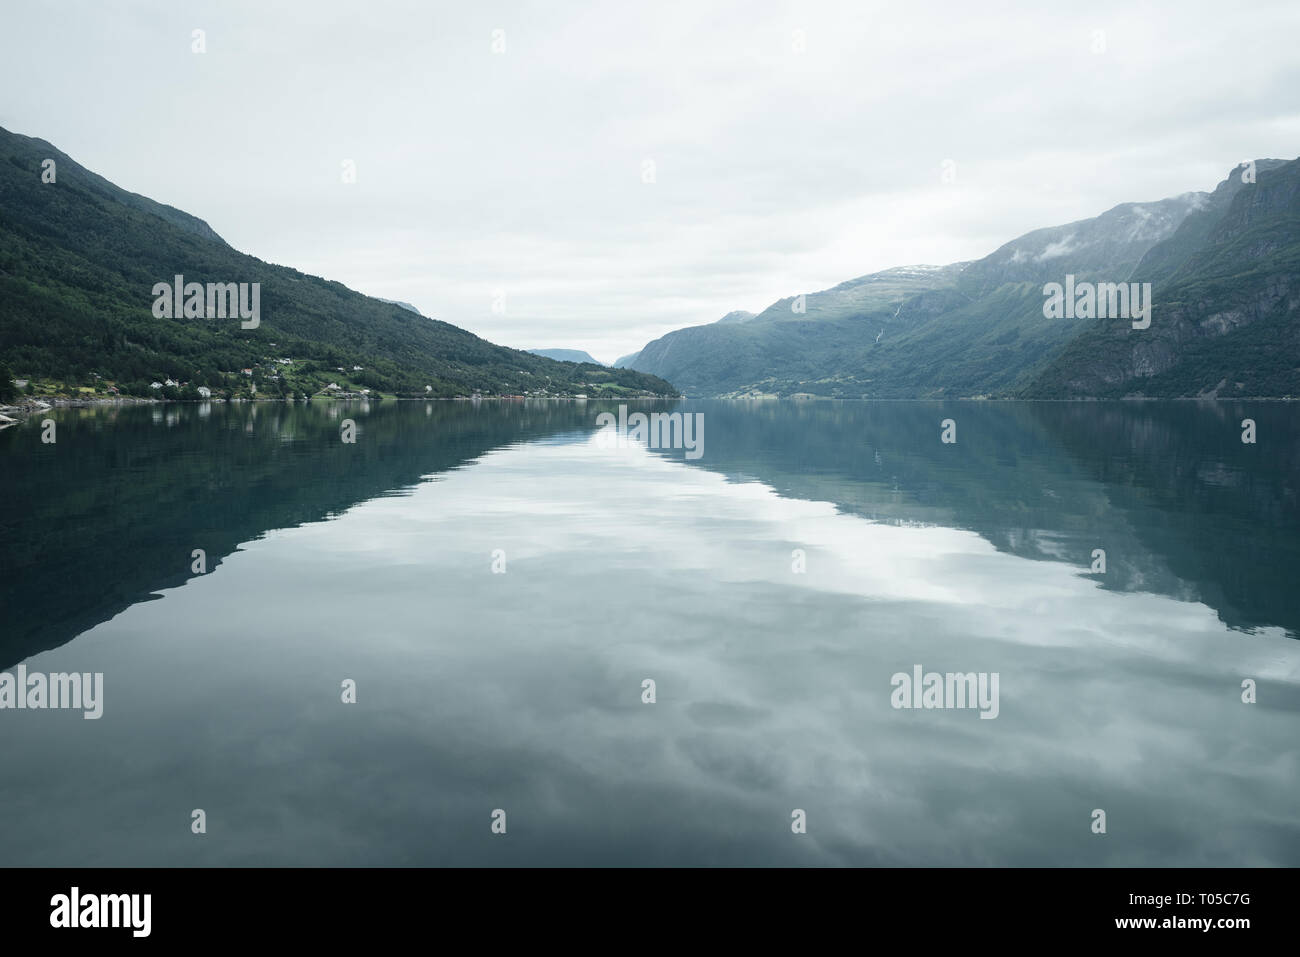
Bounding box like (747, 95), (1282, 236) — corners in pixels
(3, 1), (1298, 363)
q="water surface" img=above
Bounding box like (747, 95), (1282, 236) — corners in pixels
(0, 399), (1296, 865)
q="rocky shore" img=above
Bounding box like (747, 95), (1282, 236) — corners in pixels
(0, 395), (161, 427)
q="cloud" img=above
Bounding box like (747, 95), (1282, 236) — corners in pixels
(1035, 235), (1079, 261)
(1, 0), (1297, 360)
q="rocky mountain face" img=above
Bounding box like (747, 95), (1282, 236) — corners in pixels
(1025, 159), (1299, 398)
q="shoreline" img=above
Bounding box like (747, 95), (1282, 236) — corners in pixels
(0, 393), (683, 422)
(4, 391), (1295, 425)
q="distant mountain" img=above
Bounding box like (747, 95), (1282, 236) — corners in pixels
(376, 298), (424, 316)
(0, 126), (678, 399)
(624, 162), (1296, 398)
(1025, 158), (1299, 398)
(613, 310), (754, 370)
(527, 348), (601, 364)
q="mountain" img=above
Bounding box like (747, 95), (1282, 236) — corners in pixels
(613, 351), (640, 368)
(527, 348), (601, 364)
(0, 127), (677, 399)
(1024, 158), (1299, 398)
(624, 162), (1296, 398)
(625, 264), (963, 395)
(715, 310), (756, 324)
(376, 298), (423, 316)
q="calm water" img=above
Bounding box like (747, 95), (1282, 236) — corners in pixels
(0, 399), (1297, 866)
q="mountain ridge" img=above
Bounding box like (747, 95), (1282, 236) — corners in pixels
(1024, 157), (1300, 398)
(624, 160), (1297, 398)
(0, 126), (678, 400)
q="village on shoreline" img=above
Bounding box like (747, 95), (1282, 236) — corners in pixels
(0, 389), (628, 429)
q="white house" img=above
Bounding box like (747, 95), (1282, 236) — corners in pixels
(197, 386), (212, 398)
